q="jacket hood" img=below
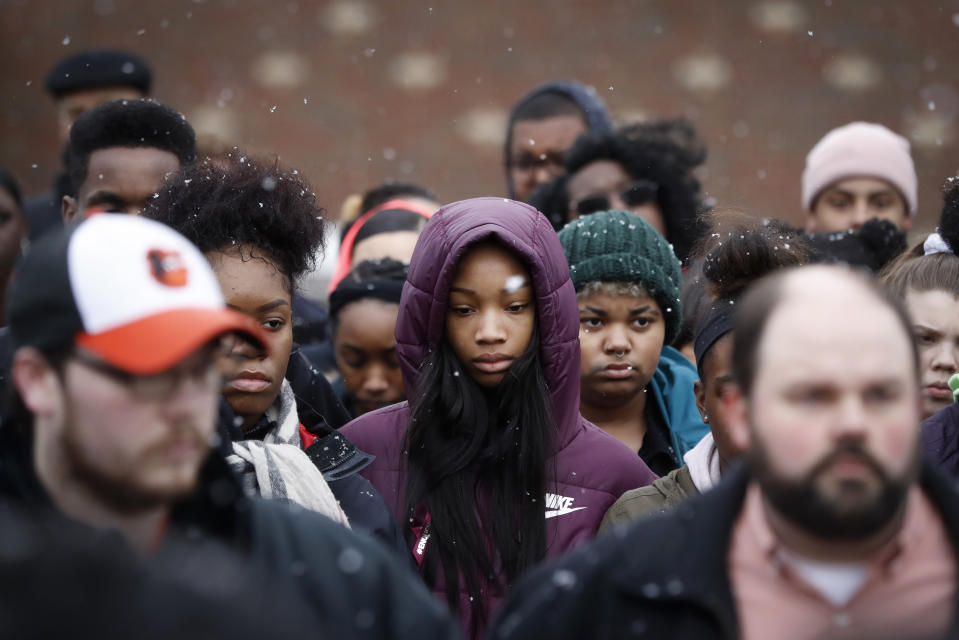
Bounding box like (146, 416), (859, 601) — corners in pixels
(395, 197), (582, 437)
(649, 346), (710, 460)
(504, 80), (614, 199)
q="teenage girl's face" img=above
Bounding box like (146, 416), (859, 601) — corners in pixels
(334, 299), (405, 415)
(446, 243), (535, 387)
(693, 333), (741, 466)
(904, 288), (959, 419)
(208, 248), (293, 431)
(577, 291), (665, 409)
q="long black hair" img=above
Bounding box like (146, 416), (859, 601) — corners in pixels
(403, 313), (554, 627)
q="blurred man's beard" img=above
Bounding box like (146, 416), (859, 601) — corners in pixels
(62, 416), (206, 516)
(749, 431), (918, 542)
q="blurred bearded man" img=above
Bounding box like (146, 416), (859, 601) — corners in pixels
(0, 214), (458, 640)
(489, 265), (959, 640)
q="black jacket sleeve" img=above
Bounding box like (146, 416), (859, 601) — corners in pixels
(287, 347), (353, 428)
(248, 498), (461, 640)
(922, 403), (959, 479)
(326, 472), (415, 569)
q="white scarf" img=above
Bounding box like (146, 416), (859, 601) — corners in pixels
(683, 432), (722, 493)
(227, 380), (349, 527)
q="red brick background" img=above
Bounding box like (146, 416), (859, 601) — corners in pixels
(3, 0), (959, 229)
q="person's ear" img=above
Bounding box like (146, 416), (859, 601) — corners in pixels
(694, 379), (708, 423)
(723, 383), (751, 453)
(11, 348), (62, 418)
(62, 195), (78, 223)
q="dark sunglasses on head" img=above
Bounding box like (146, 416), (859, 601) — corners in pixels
(572, 179), (659, 217)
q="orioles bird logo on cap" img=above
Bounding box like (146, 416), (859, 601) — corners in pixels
(147, 249), (188, 287)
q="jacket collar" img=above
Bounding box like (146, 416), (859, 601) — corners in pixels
(609, 460), (959, 638)
(609, 462), (746, 637)
(918, 462), (959, 638)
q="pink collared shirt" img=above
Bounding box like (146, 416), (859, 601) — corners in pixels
(729, 483), (956, 640)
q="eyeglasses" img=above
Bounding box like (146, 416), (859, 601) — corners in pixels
(511, 151), (568, 175)
(71, 343), (230, 401)
(570, 179), (659, 217)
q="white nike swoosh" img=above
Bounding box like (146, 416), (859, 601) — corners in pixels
(544, 506), (588, 519)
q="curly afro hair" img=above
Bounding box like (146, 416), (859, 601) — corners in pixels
(66, 98), (196, 194)
(144, 153), (326, 290)
(532, 118), (709, 264)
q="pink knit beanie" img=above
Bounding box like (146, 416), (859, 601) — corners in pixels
(801, 122), (917, 215)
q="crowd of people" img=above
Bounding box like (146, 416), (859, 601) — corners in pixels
(1, 47), (959, 639)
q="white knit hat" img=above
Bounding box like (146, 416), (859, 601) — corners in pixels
(801, 122), (917, 215)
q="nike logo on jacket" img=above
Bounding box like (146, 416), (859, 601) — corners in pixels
(544, 493), (588, 519)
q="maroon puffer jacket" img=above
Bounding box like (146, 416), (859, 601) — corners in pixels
(341, 197), (655, 635)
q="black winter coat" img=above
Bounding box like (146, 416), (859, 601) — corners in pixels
(923, 403), (959, 479)
(487, 463), (959, 640)
(276, 348), (410, 563)
(0, 424), (460, 640)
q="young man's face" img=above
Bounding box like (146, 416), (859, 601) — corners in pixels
(62, 146), (180, 222)
(446, 243), (535, 388)
(334, 299), (405, 415)
(807, 177), (909, 232)
(55, 86), (145, 145)
(210, 249), (293, 431)
(577, 290), (665, 409)
(729, 273), (921, 539)
(30, 346), (220, 513)
(509, 114), (586, 203)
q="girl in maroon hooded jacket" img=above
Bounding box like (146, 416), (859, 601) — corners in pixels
(341, 197), (654, 637)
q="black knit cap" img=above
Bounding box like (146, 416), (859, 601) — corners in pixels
(559, 209), (683, 345)
(693, 303), (734, 374)
(329, 258), (408, 318)
(45, 49), (152, 98)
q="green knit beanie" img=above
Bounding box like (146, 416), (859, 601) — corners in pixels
(559, 210), (683, 345)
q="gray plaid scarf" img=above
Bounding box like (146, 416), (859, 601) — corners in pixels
(227, 380), (349, 527)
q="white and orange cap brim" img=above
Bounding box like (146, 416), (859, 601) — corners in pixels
(66, 215), (267, 375)
(76, 307), (264, 376)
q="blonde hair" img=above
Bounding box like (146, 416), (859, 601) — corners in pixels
(577, 280), (650, 301)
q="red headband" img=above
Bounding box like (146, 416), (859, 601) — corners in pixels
(328, 198), (435, 293)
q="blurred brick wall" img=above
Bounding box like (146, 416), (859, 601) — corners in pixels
(3, 0), (959, 230)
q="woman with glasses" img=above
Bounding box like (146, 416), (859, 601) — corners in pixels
(530, 118), (709, 265)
